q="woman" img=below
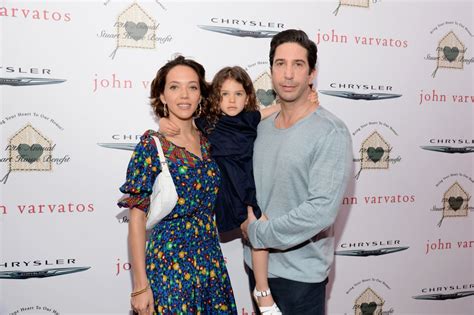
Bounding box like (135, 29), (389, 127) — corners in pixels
(118, 56), (237, 314)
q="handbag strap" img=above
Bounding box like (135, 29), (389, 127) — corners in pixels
(151, 135), (169, 170)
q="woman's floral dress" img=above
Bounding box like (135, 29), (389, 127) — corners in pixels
(119, 130), (237, 314)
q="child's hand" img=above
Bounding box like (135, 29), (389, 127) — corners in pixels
(241, 206), (258, 240)
(159, 118), (180, 136)
(308, 87), (319, 106)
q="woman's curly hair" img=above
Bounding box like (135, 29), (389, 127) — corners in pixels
(150, 55), (209, 118)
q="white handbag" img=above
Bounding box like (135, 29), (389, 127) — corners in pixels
(146, 135), (178, 230)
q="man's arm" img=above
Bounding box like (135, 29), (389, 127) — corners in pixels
(248, 128), (353, 251)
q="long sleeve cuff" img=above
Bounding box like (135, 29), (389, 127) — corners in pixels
(248, 219), (266, 249)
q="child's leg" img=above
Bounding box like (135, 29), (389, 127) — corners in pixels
(252, 248), (276, 307)
(247, 206), (281, 313)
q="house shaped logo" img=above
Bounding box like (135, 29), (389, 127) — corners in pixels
(253, 71), (277, 107)
(354, 287), (384, 315)
(334, 0), (369, 15)
(361, 131), (390, 170)
(110, 3), (157, 58)
(443, 181), (469, 218)
(9, 123), (53, 172)
(432, 31), (465, 77)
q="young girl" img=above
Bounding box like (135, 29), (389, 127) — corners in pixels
(161, 66), (317, 314)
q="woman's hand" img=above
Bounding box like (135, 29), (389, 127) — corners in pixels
(131, 288), (154, 314)
(159, 117), (180, 136)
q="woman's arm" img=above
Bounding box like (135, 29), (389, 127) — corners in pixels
(129, 208), (154, 313)
(118, 132), (156, 313)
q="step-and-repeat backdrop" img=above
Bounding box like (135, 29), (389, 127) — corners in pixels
(1, 1), (473, 314)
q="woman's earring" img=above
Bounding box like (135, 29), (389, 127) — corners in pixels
(163, 103), (168, 116)
(196, 100), (202, 116)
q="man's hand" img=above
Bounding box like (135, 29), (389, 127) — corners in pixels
(240, 206), (259, 241)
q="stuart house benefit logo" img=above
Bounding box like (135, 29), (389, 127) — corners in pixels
(245, 60), (278, 107)
(333, 0), (382, 16)
(345, 278), (395, 315)
(352, 121), (401, 180)
(0, 65), (65, 87)
(0, 112), (71, 184)
(98, 2), (172, 59)
(425, 21), (473, 77)
(2, 124), (53, 184)
(8, 305), (61, 315)
(430, 173), (473, 227)
(103, 0), (165, 9)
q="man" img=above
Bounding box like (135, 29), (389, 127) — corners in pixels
(241, 29), (352, 314)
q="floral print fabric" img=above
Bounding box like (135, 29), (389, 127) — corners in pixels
(119, 130), (237, 314)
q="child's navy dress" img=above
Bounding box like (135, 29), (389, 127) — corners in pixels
(196, 111), (262, 232)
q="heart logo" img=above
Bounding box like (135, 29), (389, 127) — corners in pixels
(124, 21), (149, 41)
(443, 46), (459, 62)
(18, 143), (44, 164)
(256, 89), (276, 106)
(360, 302), (377, 315)
(448, 196), (464, 211)
(367, 147), (384, 163)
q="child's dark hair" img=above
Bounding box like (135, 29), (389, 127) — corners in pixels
(202, 66), (258, 130)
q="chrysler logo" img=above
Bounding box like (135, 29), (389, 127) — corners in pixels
(0, 267), (90, 279)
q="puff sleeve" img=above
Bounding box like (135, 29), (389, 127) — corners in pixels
(117, 131), (161, 213)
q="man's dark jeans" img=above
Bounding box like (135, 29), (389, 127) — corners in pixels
(247, 265), (328, 315)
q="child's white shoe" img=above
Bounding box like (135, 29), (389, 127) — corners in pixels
(252, 288), (282, 315)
